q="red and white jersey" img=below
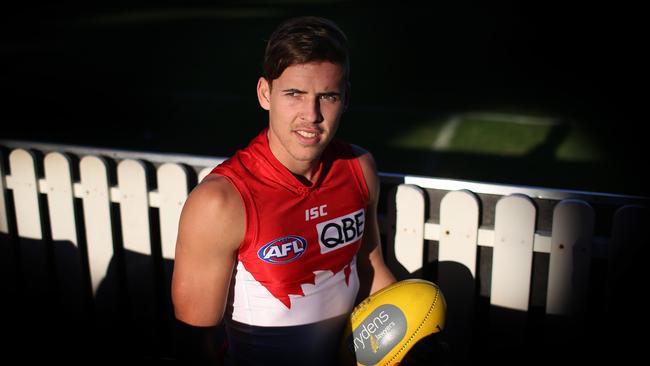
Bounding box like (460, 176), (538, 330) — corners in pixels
(209, 129), (369, 327)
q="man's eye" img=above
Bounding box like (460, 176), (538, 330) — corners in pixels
(320, 95), (339, 102)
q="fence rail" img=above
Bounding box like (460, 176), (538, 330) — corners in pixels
(1, 139), (648, 363)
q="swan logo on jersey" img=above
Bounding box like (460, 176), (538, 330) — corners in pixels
(317, 208), (365, 254)
(258, 236), (307, 264)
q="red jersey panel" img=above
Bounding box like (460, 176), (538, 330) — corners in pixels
(210, 129), (369, 326)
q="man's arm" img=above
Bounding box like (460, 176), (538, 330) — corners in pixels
(171, 175), (245, 363)
(353, 146), (397, 302)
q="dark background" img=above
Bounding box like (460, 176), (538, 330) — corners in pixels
(1, 2), (648, 364)
(2, 0), (647, 196)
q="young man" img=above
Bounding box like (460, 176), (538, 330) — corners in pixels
(171, 16), (396, 365)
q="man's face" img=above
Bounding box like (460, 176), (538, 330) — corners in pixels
(258, 61), (348, 173)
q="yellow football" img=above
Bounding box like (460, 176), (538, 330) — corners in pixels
(340, 279), (446, 366)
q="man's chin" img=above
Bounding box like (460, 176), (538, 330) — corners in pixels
(292, 147), (325, 163)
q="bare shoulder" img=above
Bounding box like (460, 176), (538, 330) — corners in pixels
(350, 144), (379, 200)
(189, 174), (241, 205)
(351, 144), (378, 172)
(183, 175), (243, 221)
(177, 174), (245, 253)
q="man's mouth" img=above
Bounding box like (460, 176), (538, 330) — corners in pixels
(294, 129), (323, 145)
(296, 130), (318, 138)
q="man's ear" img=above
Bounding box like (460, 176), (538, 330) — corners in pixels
(257, 77), (271, 110)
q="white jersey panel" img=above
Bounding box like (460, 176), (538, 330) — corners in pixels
(230, 257), (359, 326)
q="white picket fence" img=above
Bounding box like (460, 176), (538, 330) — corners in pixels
(1, 139), (648, 362)
(388, 177), (649, 361)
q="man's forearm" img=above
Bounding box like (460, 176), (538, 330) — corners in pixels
(369, 263), (397, 295)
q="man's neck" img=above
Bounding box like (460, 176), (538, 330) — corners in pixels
(267, 132), (321, 184)
(281, 156), (321, 184)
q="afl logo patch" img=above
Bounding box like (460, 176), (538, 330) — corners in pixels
(257, 236), (307, 264)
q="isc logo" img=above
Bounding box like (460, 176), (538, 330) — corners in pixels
(257, 236), (307, 264)
(316, 209), (365, 254)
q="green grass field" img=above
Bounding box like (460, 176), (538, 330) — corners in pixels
(390, 112), (602, 162)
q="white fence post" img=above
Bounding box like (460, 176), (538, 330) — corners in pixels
(9, 149), (49, 301)
(9, 149), (43, 240)
(80, 155), (114, 295)
(117, 158), (157, 355)
(198, 167), (213, 183)
(488, 194), (536, 353)
(0, 150), (8, 234)
(157, 163), (189, 261)
(394, 184), (426, 274)
(438, 189), (480, 357)
(44, 152), (78, 245)
(118, 159), (151, 256)
(546, 199), (594, 316)
(491, 194), (536, 311)
(44, 152), (87, 315)
(439, 190), (480, 277)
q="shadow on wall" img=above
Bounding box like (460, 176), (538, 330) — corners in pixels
(382, 252), (649, 366)
(2, 190), (648, 364)
(2, 230), (649, 364)
(0, 233), (176, 362)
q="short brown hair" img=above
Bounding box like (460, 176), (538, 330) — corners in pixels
(263, 16), (349, 84)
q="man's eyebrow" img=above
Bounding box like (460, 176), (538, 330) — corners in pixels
(280, 89), (341, 96)
(281, 88), (307, 94)
(318, 91), (342, 96)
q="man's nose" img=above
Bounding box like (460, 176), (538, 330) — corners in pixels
(300, 97), (324, 123)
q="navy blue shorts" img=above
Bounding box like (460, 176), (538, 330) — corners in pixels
(224, 315), (348, 366)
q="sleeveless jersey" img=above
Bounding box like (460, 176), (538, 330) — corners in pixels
(209, 129), (369, 365)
